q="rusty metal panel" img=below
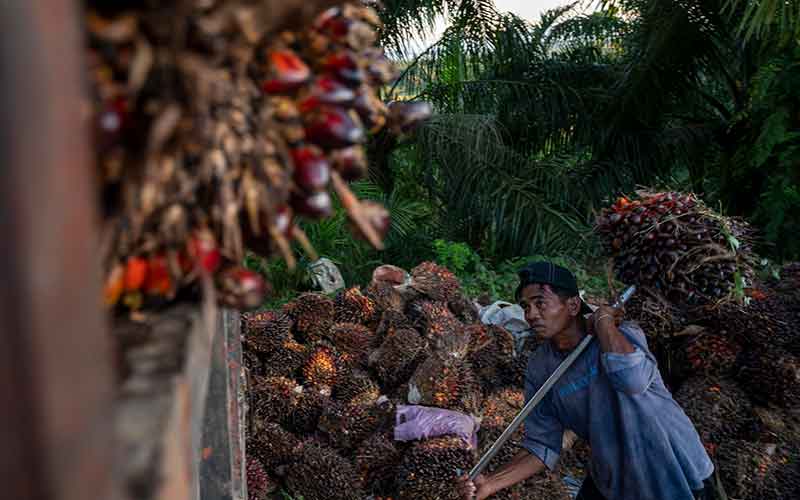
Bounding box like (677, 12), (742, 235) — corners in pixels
(0, 1), (114, 500)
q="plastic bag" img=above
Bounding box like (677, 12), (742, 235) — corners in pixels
(394, 404), (480, 449)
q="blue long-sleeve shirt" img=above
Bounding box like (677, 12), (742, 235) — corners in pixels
(521, 321), (713, 500)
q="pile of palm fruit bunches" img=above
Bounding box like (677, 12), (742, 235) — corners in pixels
(595, 191), (800, 500)
(86, 0), (430, 315)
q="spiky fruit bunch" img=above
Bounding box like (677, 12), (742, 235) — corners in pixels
(716, 440), (782, 499)
(448, 294), (479, 323)
(319, 399), (393, 451)
(595, 191), (754, 305)
(396, 436), (476, 500)
(288, 385), (330, 434)
(407, 299), (463, 345)
(249, 422), (301, 470)
(467, 324), (515, 389)
(334, 368), (380, 405)
(673, 377), (753, 446)
(242, 312), (293, 355)
(410, 261), (462, 302)
(302, 343), (340, 389)
(328, 322), (375, 366)
(285, 440), (363, 500)
(334, 287), (378, 326)
(375, 309), (414, 342)
(260, 338), (308, 378)
(691, 300), (785, 349)
(246, 456), (273, 500)
(675, 334), (742, 378)
(408, 353), (482, 414)
(283, 293), (335, 343)
(736, 345), (800, 407)
(250, 375), (299, 427)
(370, 327), (428, 389)
(365, 281), (405, 313)
(354, 434), (402, 496)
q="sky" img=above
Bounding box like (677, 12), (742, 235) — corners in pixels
(415, 0), (595, 50)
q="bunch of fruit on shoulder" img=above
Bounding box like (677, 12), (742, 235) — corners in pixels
(243, 261), (580, 500)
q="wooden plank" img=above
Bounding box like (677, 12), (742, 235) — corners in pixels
(0, 2), (114, 500)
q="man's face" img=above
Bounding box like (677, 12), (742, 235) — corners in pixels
(519, 283), (579, 339)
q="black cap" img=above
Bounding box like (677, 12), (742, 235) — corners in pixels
(515, 261), (593, 315)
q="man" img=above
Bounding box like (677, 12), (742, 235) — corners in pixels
(459, 262), (726, 500)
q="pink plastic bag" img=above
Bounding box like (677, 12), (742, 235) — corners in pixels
(394, 404), (480, 449)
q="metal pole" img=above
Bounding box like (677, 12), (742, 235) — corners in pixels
(469, 285), (636, 480)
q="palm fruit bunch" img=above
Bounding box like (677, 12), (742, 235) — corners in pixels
(375, 308), (415, 342)
(395, 436), (477, 500)
(334, 287), (379, 326)
(249, 422), (301, 470)
(370, 327), (429, 389)
(595, 191), (755, 305)
(466, 324), (515, 390)
(354, 434), (403, 497)
(246, 455), (275, 500)
(674, 334), (742, 378)
(716, 440), (783, 499)
(285, 439), (364, 500)
(302, 342), (341, 391)
(673, 377), (753, 450)
(328, 322), (376, 366)
(319, 398), (394, 451)
(408, 348), (482, 415)
(410, 261), (462, 302)
(250, 375), (299, 427)
(283, 292), (335, 343)
(88, 0), (431, 315)
(735, 344), (800, 407)
(407, 299), (464, 346)
(289, 384), (330, 434)
(334, 367), (380, 405)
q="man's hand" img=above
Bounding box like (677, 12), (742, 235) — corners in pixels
(588, 304), (623, 335)
(457, 473), (490, 500)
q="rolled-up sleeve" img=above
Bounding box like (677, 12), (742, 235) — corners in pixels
(522, 355), (564, 470)
(600, 322), (657, 395)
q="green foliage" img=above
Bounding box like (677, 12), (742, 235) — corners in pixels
(431, 239), (617, 301)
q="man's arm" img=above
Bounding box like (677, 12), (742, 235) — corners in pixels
(458, 449), (546, 500)
(591, 308), (657, 395)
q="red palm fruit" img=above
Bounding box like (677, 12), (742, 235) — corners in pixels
(320, 52), (365, 86)
(262, 50), (311, 94)
(124, 256), (148, 291)
(145, 255), (171, 296)
(104, 263), (125, 306)
(219, 267), (268, 310)
(291, 145), (331, 191)
(297, 76), (356, 113)
(330, 146), (367, 181)
(188, 229), (221, 274)
(291, 191), (333, 219)
(363, 48), (397, 85)
(305, 106), (365, 149)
